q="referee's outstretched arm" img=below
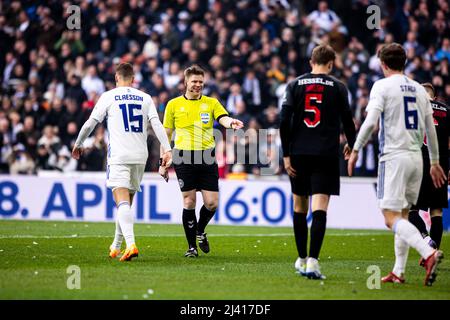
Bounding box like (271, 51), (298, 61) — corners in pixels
(218, 116), (244, 129)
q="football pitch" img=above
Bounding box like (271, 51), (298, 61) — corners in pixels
(0, 220), (448, 300)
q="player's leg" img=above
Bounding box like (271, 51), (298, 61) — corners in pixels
(197, 190), (218, 254)
(116, 164), (144, 262)
(385, 155), (443, 285)
(309, 194), (329, 259)
(289, 155), (310, 276)
(110, 191), (136, 258)
(408, 207), (429, 239)
(408, 157), (432, 242)
(113, 187), (139, 261)
(304, 155), (338, 280)
(293, 194), (309, 276)
(182, 190), (198, 257)
(106, 164), (136, 260)
(430, 208), (443, 249)
(305, 193), (329, 280)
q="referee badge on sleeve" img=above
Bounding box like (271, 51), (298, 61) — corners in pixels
(200, 113), (210, 124)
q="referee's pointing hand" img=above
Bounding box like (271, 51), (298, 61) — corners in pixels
(230, 118), (244, 130)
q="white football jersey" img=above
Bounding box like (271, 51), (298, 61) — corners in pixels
(89, 86), (159, 165)
(366, 74), (433, 161)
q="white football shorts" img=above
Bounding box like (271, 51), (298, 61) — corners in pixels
(377, 152), (423, 212)
(106, 164), (145, 193)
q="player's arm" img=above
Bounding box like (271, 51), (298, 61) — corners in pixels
(151, 118), (171, 155)
(279, 81), (297, 177)
(424, 98), (446, 188)
(147, 97), (172, 169)
(348, 82), (383, 176)
(338, 83), (356, 159)
(72, 118), (99, 159)
(72, 93), (108, 160)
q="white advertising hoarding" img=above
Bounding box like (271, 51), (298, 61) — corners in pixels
(0, 174), (398, 229)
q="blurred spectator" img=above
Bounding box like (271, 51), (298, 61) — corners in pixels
(82, 65), (105, 96)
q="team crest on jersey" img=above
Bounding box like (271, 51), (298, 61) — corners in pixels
(200, 112), (210, 124)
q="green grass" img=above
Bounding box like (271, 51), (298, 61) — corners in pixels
(0, 220), (448, 300)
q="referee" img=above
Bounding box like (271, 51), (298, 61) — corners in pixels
(161, 65), (244, 257)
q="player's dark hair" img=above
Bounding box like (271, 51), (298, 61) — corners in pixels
(115, 62), (134, 80)
(184, 65), (205, 79)
(311, 45), (336, 65)
(421, 82), (435, 98)
(377, 43), (406, 71)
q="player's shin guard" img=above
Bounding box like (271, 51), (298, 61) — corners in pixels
(198, 205), (215, 234)
(393, 233), (409, 277)
(430, 216), (443, 249)
(117, 201), (135, 247)
(408, 210), (429, 238)
(182, 208), (197, 248)
(393, 219), (434, 259)
(309, 210), (327, 259)
(293, 212), (308, 259)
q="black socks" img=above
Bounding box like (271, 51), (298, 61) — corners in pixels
(182, 208), (197, 248)
(198, 205), (216, 234)
(430, 216), (443, 249)
(409, 210), (429, 238)
(309, 210), (327, 259)
(293, 212), (308, 259)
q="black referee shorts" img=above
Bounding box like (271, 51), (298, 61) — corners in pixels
(289, 154), (340, 196)
(413, 156), (448, 210)
(172, 149), (219, 192)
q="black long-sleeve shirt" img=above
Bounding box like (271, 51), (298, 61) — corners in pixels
(280, 73), (356, 157)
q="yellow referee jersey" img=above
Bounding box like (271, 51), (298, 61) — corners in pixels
(163, 95), (229, 150)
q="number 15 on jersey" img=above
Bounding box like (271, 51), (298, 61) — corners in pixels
(119, 103), (143, 132)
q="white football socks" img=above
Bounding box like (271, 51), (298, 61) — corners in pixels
(393, 219), (433, 259)
(117, 201), (135, 247)
(392, 233), (409, 277)
(111, 218), (123, 250)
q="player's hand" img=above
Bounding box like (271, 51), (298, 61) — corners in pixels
(343, 143), (352, 160)
(71, 145), (83, 160)
(430, 164), (446, 188)
(347, 150), (358, 177)
(283, 156), (297, 178)
(230, 118), (244, 130)
(158, 166), (169, 182)
(161, 150), (172, 168)
(447, 170), (450, 185)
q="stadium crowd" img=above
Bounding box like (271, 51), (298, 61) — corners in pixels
(0, 0), (449, 177)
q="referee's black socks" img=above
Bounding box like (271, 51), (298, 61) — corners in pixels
(309, 210), (327, 259)
(293, 212), (308, 259)
(182, 208), (197, 248)
(409, 210), (429, 238)
(198, 205), (216, 234)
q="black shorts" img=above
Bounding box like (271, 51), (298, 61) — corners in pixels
(413, 156), (448, 210)
(173, 149), (219, 192)
(289, 154), (340, 196)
